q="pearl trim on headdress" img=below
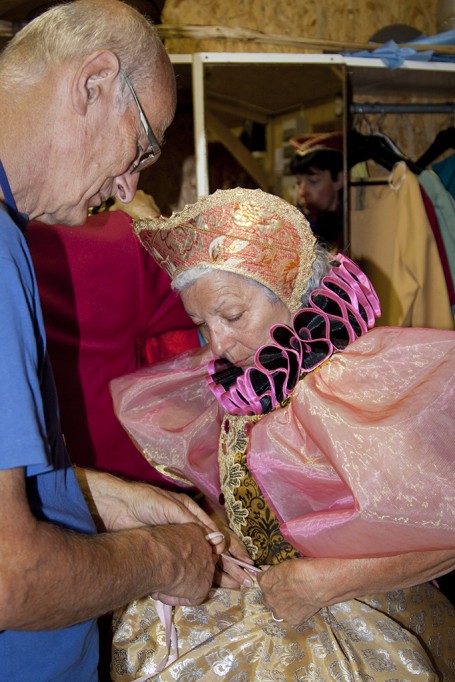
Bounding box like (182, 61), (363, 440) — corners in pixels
(134, 188), (317, 313)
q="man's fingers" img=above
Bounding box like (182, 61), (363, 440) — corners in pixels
(150, 593), (202, 607)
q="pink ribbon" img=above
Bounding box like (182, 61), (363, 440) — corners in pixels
(132, 532), (265, 681)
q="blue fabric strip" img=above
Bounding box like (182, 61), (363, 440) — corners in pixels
(0, 159), (17, 213)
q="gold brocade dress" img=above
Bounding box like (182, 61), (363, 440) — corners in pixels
(111, 412), (455, 682)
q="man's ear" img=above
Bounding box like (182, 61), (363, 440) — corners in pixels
(71, 50), (120, 115)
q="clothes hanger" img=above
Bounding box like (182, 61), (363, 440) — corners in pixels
(371, 113), (408, 157)
(348, 115), (388, 185)
(415, 126), (455, 168)
(347, 128), (424, 175)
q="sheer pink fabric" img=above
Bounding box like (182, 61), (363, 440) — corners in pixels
(111, 346), (222, 501)
(111, 326), (455, 558)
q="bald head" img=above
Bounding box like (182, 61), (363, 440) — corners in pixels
(0, 1), (167, 85)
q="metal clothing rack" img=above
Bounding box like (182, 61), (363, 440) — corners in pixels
(350, 102), (455, 115)
(349, 178), (389, 186)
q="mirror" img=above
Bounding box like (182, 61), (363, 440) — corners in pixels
(202, 60), (346, 204)
(141, 56), (347, 248)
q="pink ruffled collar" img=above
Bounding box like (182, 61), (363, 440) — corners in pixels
(207, 253), (381, 416)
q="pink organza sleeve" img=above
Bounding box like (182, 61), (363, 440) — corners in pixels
(110, 346), (222, 502)
(249, 327), (455, 558)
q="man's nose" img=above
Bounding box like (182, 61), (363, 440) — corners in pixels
(297, 180), (310, 196)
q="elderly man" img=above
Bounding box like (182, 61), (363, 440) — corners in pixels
(0, 2), (221, 680)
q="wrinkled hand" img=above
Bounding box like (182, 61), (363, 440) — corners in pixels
(214, 531), (256, 589)
(76, 469), (223, 606)
(258, 552), (455, 625)
(79, 469), (223, 550)
(106, 482), (219, 533)
(258, 557), (323, 625)
(148, 522), (220, 606)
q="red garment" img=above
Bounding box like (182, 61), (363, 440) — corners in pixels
(26, 210), (199, 483)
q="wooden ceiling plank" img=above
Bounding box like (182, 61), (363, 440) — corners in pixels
(205, 110), (271, 190)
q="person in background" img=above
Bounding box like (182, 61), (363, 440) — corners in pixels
(110, 188), (455, 680)
(0, 2), (223, 680)
(290, 131), (344, 251)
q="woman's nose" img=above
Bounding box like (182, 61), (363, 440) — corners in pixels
(209, 326), (231, 358)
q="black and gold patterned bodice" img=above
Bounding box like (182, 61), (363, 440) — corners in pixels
(218, 412), (300, 567)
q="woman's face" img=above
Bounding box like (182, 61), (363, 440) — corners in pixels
(180, 270), (292, 365)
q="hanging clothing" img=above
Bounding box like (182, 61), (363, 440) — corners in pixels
(349, 162), (453, 329)
(433, 151), (455, 198)
(419, 184), (455, 310)
(26, 212), (199, 483)
(419, 169), (455, 313)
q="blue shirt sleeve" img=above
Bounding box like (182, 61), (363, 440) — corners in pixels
(0, 210), (50, 470)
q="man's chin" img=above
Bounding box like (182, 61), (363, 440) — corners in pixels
(299, 204), (316, 215)
(36, 207), (89, 227)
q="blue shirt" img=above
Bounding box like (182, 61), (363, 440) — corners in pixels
(0, 203), (99, 681)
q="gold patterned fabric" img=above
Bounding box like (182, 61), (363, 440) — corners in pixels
(111, 410), (455, 681)
(218, 411), (300, 566)
(111, 582), (454, 681)
(134, 188), (317, 313)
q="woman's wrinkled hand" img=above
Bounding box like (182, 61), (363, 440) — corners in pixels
(257, 557), (323, 625)
(214, 531), (256, 589)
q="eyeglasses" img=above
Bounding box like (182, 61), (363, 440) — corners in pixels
(120, 68), (161, 173)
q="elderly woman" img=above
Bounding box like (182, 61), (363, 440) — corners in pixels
(111, 188), (455, 681)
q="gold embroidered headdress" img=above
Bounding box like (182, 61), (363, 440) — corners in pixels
(134, 187), (316, 313)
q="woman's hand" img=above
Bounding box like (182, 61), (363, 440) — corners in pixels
(201, 504), (256, 589)
(258, 551), (455, 625)
(257, 558), (323, 625)
(215, 531), (256, 589)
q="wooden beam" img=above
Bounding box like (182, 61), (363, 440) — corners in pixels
(157, 24), (455, 55)
(206, 96), (269, 125)
(205, 110), (271, 191)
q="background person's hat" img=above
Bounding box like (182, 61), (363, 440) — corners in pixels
(290, 131), (343, 158)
